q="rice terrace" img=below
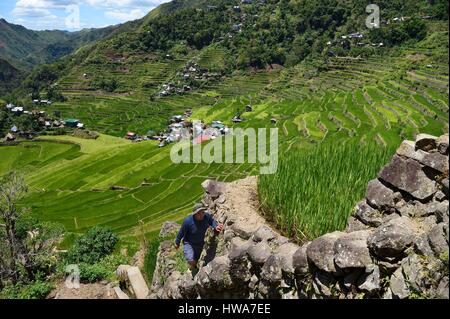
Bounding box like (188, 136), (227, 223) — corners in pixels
(0, 0), (448, 301)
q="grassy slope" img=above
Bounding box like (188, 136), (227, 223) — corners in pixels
(0, 21), (448, 248)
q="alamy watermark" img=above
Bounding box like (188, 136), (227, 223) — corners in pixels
(65, 264), (80, 289)
(170, 120), (279, 175)
(366, 4), (380, 29)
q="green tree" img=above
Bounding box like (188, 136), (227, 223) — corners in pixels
(0, 172), (63, 287)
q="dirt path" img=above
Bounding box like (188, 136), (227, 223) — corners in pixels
(47, 281), (116, 299)
(220, 176), (274, 234)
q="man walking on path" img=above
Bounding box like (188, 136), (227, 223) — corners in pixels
(175, 203), (223, 274)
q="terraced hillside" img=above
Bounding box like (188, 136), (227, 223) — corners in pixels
(1, 16), (448, 250)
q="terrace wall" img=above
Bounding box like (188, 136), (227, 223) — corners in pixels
(149, 133), (449, 299)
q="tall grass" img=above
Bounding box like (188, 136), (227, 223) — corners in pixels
(258, 140), (396, 241)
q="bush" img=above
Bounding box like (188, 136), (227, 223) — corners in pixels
(68, 226), (118, 264)
(0, 281), (54, 299)
(78, 263), (110, 283)
(79, 253), (130, 283)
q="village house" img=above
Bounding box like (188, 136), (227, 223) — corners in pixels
(125, 132), (137, 140)
(11, 106), (24, 114)
(5, 133), (15, 141)
(64, 119), (80, 128)
(232, 116), (243, 123)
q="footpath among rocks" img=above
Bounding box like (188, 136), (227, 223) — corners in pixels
(150, 133), (449, 299)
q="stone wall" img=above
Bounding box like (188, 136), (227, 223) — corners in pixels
(150, 133), (449, 299)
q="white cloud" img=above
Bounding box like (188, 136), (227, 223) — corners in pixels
(9, 0), (170, 29)
(86, 0), (165, 8)
(105, 8), (146, 22)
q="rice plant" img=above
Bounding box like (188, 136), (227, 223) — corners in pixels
(258, 140), (396, 242)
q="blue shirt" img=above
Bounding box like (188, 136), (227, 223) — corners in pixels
(175, 213), (218, 247)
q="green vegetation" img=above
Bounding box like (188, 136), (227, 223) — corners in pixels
(144, 237), (162, 282)
(0, 18), (121, 71)
(0, 0), (448, 298)
(72, 254), (130, 283)
(258, 141), (396, 240)
(0, 171), (63, 296)
(0, 280), (54, 299)
(0, 59), (25, 97)
(67, 226), (119, 264)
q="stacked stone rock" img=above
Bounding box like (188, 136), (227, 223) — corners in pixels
(151, 133), (449, 299)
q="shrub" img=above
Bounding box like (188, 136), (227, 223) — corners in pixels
(78, 263), (110, 283)
(68, 226), (118, 264)
(0, 281), (54, 299)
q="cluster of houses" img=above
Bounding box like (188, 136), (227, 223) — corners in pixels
(124, 108), (235, 147)
(159, 61), (220, 97)
(2, 102), (85, 142)
(327, 31), (384, 49)
(6, 103), (45, 116)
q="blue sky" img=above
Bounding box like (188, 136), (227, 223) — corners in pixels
(0, 0), (170, 31)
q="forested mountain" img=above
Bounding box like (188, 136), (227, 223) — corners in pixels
(0, 18), (123, 71)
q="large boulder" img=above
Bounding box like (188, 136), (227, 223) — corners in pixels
(368, 216), (417, 260)
(357, 264), (381, 294)
(206, 256), (233, 289)
(231, 222), (254, 240)
(365, 179), (401, 211)
(378, 155), (437, 201)
(261, 254), (283, 284)
(274, 242), (300, 274)
(252, 225), (277, 242)
(421, 152), (449, 174)
(293, 243), (310, 274)
(390, 267), (409, 299)
(334, 230), (373, 269)
(428, 222), (449, 256)
(396, 140), (427, 161)
(307, 231), (344, 273)
(436, 277), (449, 299)
(435, 200), (449, 224)
(312, 271), (337, 298)
(229, 238), (252, 261)
(398, 200), (448, 219)
(248, 241), (272, 265)
(436, 134), (449, 155)
(161, 271), (182, 299)
(353, 200), (388, 227)
(201, 180), (226, 199)
(178, 273), (197, 299)
(397, 254), (446, 298)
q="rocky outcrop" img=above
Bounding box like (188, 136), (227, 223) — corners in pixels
(150, 133), (449, 299)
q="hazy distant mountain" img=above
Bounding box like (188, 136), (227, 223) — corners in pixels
(0, 18), (121, 71)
